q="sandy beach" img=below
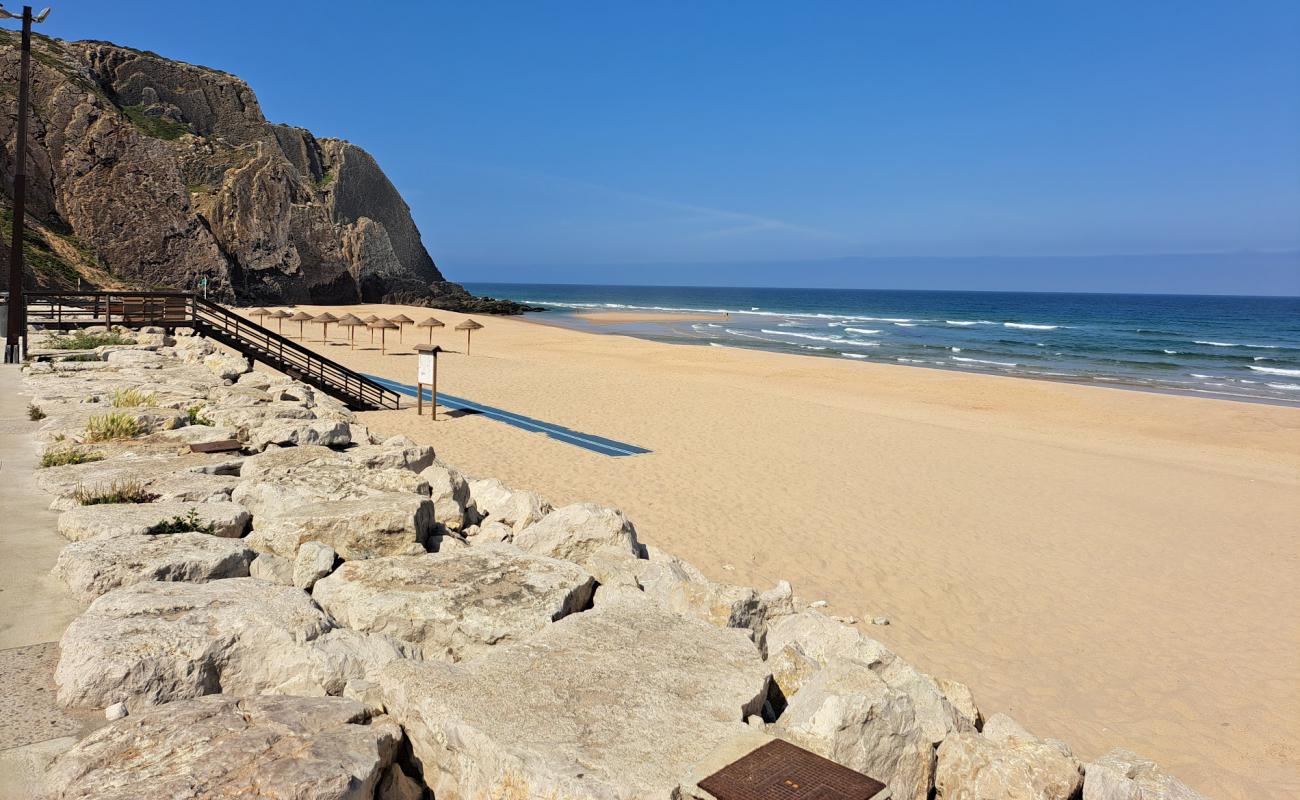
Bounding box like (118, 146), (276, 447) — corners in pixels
(264, 304), (1299, 800)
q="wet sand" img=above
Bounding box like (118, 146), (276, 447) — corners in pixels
(261, 303), (1300, 800)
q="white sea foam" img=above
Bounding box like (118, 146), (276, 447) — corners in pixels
(842, 327), (882, 335)
(950, 347), (962, 352)
(1194, 340), (1236, 347)
(1163, 349), (1178, 354)
(946, 320), (981, 326)
(1004, 322), (1059, 330)
(759, 330), (880, 346)
(1189, 373), (1213, 378)
(1248, 365), (1300, 377)
(1268, 382), (1300, 390)
(893, 322), (917, 327)
(952, 356), (1018, 367)
(841, 353), (869, 360)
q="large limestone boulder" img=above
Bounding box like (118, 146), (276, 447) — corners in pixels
(1083, 749), (1207, 800)
(205, 402), (316, 431)
(52, 532), (254, 600)
(35, 451), (243, 501)
(43, 695), (401, 800)
(312, 544), (596, 661)
(466, 477), (550, 532)
(203, 352), (252, 380)
(347, 437), (436, 472)
(249, 552), (294, 585)
(419, 461), (469, 532)
(294, 540), (338, 590)
(380, 594), (769, 798)
(935, 718), (1084, 800)
(246, 494), (435, 560)
(57, 500), (250, 541)
(231, 460), (428, 517)
(246, 418), (351, 451)
(766, 611), (975, 743)
(512, 502), (641, 566)
(56, 578), (414, 710)
(773, 660), (935, 800)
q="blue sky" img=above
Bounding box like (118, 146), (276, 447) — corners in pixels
(33, 1), (1300, 294)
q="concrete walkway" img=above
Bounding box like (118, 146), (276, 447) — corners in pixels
(0, 365), (98, 800)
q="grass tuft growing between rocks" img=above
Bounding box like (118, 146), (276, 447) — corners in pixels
(121, 104), (191, 141)
(85, 411), (145, 442)
(145, 509), (215, 536)
(48, 331), (134, 350)
(27, 403), (46, 421)
(40, 446), (104, 468)
(187, 404), (214, 426)
(72, 480), (157, 506)
(110, 388), (156, 408)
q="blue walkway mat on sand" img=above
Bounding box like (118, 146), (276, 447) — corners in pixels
(365, 374), (651, 458)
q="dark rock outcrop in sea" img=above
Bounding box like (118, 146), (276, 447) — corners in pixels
(0, 33), (534, 313)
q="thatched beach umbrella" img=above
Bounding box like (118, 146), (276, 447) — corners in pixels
(370, 318), (399, 354)
(362, 314), (379, 343)
(416, 316), (445, 343)
(313, 311), (338, 342)
(289, 311), (314, 339)
(455, 318), (484, 355)
(391, 313), (414, 342)
(248, 307), (271, 326)
(267, 309), (291, 334)
(335, 315), (363, 349)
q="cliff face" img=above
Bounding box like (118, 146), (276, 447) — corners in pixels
(0, 33), (528, 312)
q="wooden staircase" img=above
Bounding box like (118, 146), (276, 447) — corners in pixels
(22, 291), (401, 411)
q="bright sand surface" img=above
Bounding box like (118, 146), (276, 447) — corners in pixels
(576, 310), (727, 323)
(263, 304), (1299, 799)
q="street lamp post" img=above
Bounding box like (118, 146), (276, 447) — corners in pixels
(2, 5), (51, 363)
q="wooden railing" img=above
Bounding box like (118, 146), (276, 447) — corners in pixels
(23, 291), (401, 411)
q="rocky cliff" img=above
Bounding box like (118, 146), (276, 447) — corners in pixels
(0, 33), (530, 312)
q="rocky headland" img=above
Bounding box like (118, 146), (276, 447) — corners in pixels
(12, 327), (1206, 798)
(0, 33), (534, 313)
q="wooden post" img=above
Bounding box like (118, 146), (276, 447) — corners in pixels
(415, 344), (442, 421)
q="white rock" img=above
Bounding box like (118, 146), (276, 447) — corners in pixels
(935, 726), (1084, 800)
(294, 541), (338, 590)
(380, 595), (769, 798)
(44, 695), (401, 800)
(512, 502), (641, 566)
(463, 519), (513, 544)
(247, 418), (351, 451)
(347, 439), (436, 472)
(418, 461), (469, 532)
(203, 352), (251, 380)
(1083, 748), (1207, 800)
(52, 532), (254, 600)
(57, 500), (250, 541)
(231, 463), (427, 518)
(249, 552), (294, 585)
(466, 477), (551, 532)
(247, 493), (436, 561)
(313, 544), (596, 661)
(105, 350), (165, 368)
(55, 578), (416, 710)
(104, 702), (128, 721)
(775, 660), (935, 800)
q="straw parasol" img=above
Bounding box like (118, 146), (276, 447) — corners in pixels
(288, 311), (314, 338)
(416, 316), (445, 343)
(455, 318), (484, 355)
(362, 314), (380, 342)
(248, 307), (271, 326)
(390, 313), (414, 342)
(312, 311), (339, 342)
(266, 309), (291, 334)
(335, 314), (364, 349)
(369, 318), (399, 354)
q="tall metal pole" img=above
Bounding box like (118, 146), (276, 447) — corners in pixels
(3, 6), (33, 363)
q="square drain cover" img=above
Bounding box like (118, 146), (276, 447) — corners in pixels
(698, 739), (888, 800)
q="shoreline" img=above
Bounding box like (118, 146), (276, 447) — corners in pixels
(523, 309), (1300, 409)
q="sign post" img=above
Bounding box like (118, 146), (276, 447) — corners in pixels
(414, 344), (443, 420)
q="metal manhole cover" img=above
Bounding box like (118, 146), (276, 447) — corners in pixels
(698, 739), (889, 800)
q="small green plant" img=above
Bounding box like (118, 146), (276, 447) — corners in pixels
(58, 353), (103, 363)
(186, 404), (214, 426)
(72, 480), (156, 506)
(47, 331), (133, 350)
(27, 403), (46, 420)
(110, 388), (156, 408)
(85, 411), (145, 442)
(145, 509), (215, 536)
(40, 446), (104, 468)
(121, 104), (190, 140)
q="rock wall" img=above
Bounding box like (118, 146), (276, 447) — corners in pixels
(0, 33), (530, 312)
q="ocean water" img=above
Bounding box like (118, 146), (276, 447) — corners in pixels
(464, 284), (1300, 406)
